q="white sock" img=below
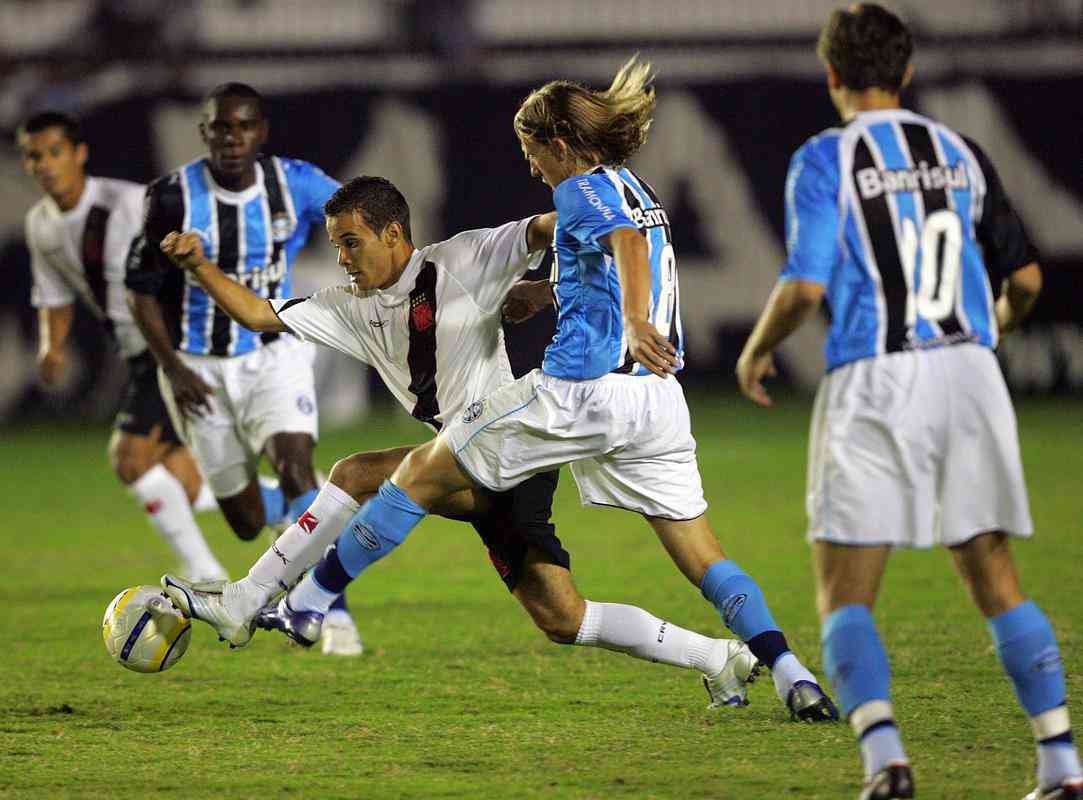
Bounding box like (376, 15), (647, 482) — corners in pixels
(573, 600), (720, 674)
(130, 464), (226, 580)
(860, 723), (908, 778)
(288, 571), (340, 616)
(770, 651), (819, 702)
(193, 481), (218, 513)
(232, 481), (360, 615)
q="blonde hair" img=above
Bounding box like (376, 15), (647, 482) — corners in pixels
(514, 56), (655, 166)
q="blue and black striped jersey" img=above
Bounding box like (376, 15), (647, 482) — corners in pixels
(125, 155), (338, 357)
(545, 165), (682, 380)
(780, 109), (1036, 371)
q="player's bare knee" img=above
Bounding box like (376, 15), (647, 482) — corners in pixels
(108, 437), (154, 485)
(329, 452), (391, 500)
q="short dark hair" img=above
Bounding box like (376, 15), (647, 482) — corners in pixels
(324, 176), (412, 243)
(16, 111), (83, 146)
(817, 4), (913, 93)
(204, 82), (267, 118)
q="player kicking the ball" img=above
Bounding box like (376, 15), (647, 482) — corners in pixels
(160, 175), (762, 709)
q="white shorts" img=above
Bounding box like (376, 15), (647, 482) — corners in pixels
(445, 369), (707, 521)
(159, 336), (319, 497)
(807, 343), (1032, 549)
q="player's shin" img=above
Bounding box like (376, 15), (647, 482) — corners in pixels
(700, 559), (819, 697)
(288, 480), (427, 613)
(574, 600), (721, 673)
(822, 605), (908, 777)
(989, 601), (1082, 790)
(129, 464), (226, 581)
(233, 481), (361, 617)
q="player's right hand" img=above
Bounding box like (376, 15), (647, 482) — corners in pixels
(164, 363), (215, 418)
(37, 348), (66, 386)
(736, 349), (777, 407)
(624, 316), (678, 378)
(160, 231), (208, 271)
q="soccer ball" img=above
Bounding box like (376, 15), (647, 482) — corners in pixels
(102, 585), (191, 673)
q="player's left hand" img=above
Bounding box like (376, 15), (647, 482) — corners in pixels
(160, 231), (208, 271)
(736, 349), (777, 407)
(502, 280), (554, 324)
(624, 316), (679, 378)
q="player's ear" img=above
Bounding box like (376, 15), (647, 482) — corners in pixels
(74, 142), (88, 169)
(198, 120), (210, 146)
(900, 63), (913, 91)
(824, 62), (842, 91)
(381, 221), (402, 247)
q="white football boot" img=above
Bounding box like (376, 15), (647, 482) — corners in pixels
(161, 575), (255, 648)
(702, 640), (761, 708)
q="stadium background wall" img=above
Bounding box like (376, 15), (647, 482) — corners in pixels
(1, 9), (1080, 425)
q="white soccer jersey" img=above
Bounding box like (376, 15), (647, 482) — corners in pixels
(25, 175), (147, 357)
(270, 217), (544, 430)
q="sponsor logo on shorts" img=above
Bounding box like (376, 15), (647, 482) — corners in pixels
(462, 400), (484, 423)
(297, 511), (319, 534)
(487, 549), (511, 578)
(721, 593), (747, 628)
(296, 395), (314, 415)
(352, 522), (381, 551)
(368, 319), (387, 328)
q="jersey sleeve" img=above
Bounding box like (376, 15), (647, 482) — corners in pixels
(294, 160), (340, 227)
(124, 177), (183, 296)
(963, 136), (1039, 284)
(437, 217), (545, 312)
(105, 185), (147, 287)
(25, 211), (75, 309)
(553, 172), (637, 252)
(270, 288), (371, 364)
(779, 141), (840, 286)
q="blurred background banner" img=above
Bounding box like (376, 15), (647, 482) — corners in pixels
(1, 0), (1080, 424)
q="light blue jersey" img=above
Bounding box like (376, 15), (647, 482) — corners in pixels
(544, 166), (682, 380)
(781, 109), (1035, 371)
(127, 155), (338, 357)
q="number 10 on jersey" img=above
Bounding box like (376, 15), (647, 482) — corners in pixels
(898, 209), (963, 327)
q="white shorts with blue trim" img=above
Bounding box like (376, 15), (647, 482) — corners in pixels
(444, 368), (707, 521)
(158, 335), (319, 497)
(807, 343), (1032, 549)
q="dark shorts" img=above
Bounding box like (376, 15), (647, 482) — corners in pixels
(113, 351), (182, 445)
(471, 469), (570, 592)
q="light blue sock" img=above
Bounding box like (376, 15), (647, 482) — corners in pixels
(822, 604), (891, 717)
(989, 601), (1080, 787)
(286, 488), (319, 524)
(823, 605), (905, 776)
(989, 601), (1066, 717)
(334, 481), (426, 579)
(699, 560), (781, 643)
(260, 480), (287, 524)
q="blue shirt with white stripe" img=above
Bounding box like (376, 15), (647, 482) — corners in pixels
(781, 109), (1036, 372)
(126, 155), (338, 357)
(545, 165), (683, 380)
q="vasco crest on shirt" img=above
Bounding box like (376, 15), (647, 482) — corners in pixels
(410, 293), (435, 332)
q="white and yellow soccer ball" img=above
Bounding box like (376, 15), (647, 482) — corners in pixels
(102, 585), (191, 673)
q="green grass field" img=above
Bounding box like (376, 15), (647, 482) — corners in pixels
(1, 393), (1080, 799)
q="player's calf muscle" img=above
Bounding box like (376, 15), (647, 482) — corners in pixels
(108, 431), (167, 484)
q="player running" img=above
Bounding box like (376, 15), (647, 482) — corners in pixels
(125, 82), (360, 655)
(18, 111), (227, 583)
(261, 59), (837, 722)
(736, 5), (1082, 798)
(160, 175), (761, 708)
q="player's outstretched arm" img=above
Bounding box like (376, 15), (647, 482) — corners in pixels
(159, 231), (286, 334)
(526, 211), (557, 252)
(736, 279), (825, 407)
(608, 226), (678, 379)
(996, 261), (1041, 334)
